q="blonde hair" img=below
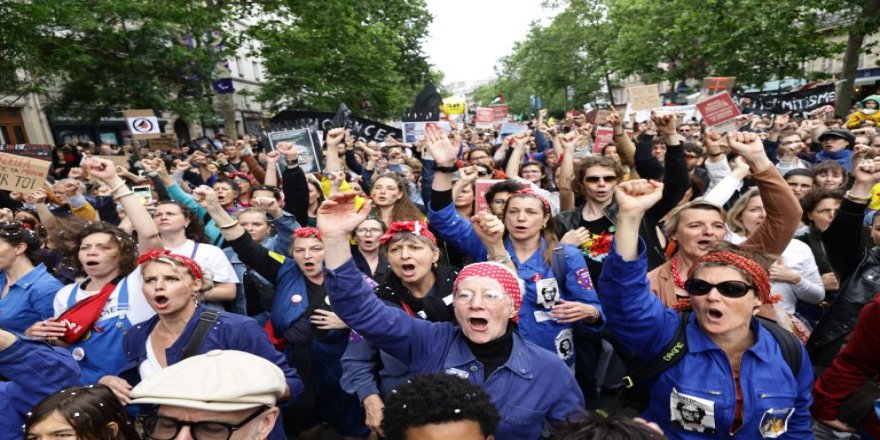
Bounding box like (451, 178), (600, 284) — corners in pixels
(726, 188), (761, 236)
(663, 200), (726, 237)
(142, 257), (214, 293)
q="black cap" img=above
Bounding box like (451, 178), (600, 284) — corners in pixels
(818, 128), (855, 146)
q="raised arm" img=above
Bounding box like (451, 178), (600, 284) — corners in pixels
(607, 106), (636, 171)
(263, 151), (281, 188)
(728, 131), (802, 256)
(324, 128), (346, 175)
(504, 132), (530, 179)
(84, 157), (163, 252)
(557, 131), (579, 212)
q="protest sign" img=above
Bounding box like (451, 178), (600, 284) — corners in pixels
(701, 77), (736, 95)
(491, 104), (509, 122)
(441, 96), (467, 116)
(595, 109), (612, 125)
(269, 110), (401, 143)
(96, 155), (130, 169)
(735, 83), (836, 115)
(661, 104), (699, 122)
(593, 127), (615, 153)
(475, 179), (502, 214)
(498, 122), (527, 138)
(0, 152), (51, 193)
(402, 121), (452, 143)
(123, 109), (161, 140)
(266, 128), (321, 173)
(0, 144), (53, 161)
(474, 108), (495, 129)
(147, 133), (178, 151)
(627, 84), (662, 111)
(696, 92), (741, 132)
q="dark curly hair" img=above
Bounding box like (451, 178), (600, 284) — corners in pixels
(549, 411), (667, 440)
(0, 221), (44, 265)
(799, 188), (844, 226)
(70, 222), (138, 277)
(382, 373), (499, 440)
(25, 384), (140, 440)
(155, 201), (209, 243)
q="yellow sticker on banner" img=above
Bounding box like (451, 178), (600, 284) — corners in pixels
(441, 96), (466, 115)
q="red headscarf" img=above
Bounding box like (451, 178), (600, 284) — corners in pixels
(293, 227), (322, 240)
(137, 249), (204, 280)
(510, 187), (550, 213)
(453, 262), (523, 322)
(379, 221), (436, 246)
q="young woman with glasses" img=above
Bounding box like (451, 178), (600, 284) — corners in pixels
(351, 217), (390, 283)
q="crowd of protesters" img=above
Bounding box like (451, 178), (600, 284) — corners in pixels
(3, 94), (880, 439)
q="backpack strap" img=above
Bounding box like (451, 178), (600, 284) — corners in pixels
(181, 310), (221, 360)
(623, 310), (691, 390)
(758, 317), (803, 376)
(551, 245), (567, 287)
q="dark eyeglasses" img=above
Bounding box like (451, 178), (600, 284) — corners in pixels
(584, 176), (618, 183)
(138, 407), (267, 440)
(683, 279), (754, 298)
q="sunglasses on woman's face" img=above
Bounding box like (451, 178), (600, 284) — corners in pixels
(684, 278), (754, 298)
(584, 175), (618, 183)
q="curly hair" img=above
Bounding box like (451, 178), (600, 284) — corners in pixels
(25, 384), (140, 440)
(549, 411), (668, 440)
(155, 201), (209, 243)
(69, 222), (138, 277)
(799, 187), (844, 226)
(0, 221), (44, 265)
(382, 373), (499, 440)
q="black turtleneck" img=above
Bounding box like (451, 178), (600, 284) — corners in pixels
(465, 324), (514, 382)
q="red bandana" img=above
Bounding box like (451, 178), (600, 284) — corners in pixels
(510, 187), (550, 213)
(137, 249), (204, 280)
(293, 227), (322, 240)
(227, 171), (256, 185)
(688, 250), (773, 303)
(379, 221), (436, 246)
(453, 262), (523, 322)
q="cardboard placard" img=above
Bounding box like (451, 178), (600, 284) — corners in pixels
(96, 155), (130, 169)
(402, 121), (452, 144)
(696, 92), (741, 131)
(627, 84), (662, 111)
(0, 144), (53, 161)
(593, 127), (615, 153)
(147, 133), (178, 151)
(266, 128), (322, 173)
(595, 109), (612, 125)
(701, 77), (736, 95)
(475, 179), (503, 214)
(491, 104), (509, 122)
(474, 108), (495, 129)
(123, 109), (161, 140)
(0, 152), (51, 193)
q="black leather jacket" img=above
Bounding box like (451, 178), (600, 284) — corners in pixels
(807, 197), (874, 369)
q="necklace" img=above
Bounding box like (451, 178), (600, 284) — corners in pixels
(670, 255), (686, 289)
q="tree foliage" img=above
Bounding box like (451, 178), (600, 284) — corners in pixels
(250, 0), (433, 118)
(0, 0), (238, 121)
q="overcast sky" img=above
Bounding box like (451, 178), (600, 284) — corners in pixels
(423, 0), (556, 87)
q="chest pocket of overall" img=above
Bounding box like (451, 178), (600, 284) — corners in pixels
(503, 405), (544, 438)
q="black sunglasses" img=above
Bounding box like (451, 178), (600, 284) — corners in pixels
(584, 175), (618, 183)
(684, 279), (754, 298)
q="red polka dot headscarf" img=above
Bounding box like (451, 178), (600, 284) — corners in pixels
(453, 262), (523, 322)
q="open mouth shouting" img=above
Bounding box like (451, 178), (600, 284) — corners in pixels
(153, 294), (171, 311)
(468, 317), (489, 332)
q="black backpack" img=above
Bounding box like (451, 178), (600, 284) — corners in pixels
(619, 311), (804, 412)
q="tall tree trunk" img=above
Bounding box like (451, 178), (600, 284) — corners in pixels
(216, 92), (238, 140)
(836, 0), (880, 118)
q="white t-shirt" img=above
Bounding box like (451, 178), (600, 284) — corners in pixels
(168, 239), (238, 285)
(54, 268), (155, 325)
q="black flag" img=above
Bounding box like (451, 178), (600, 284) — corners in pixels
(332, 103), (352, 129)
(403, 82), (442, 122)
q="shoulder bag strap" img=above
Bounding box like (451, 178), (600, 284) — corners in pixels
(181, 310), (221, 360)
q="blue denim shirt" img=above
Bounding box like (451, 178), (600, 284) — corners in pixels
(325, 259), (585, 440)
(0, 263), (62, 334)
(224, 212), (298, 315)
(428, 202), (605, 365)
(0, 338), (80, 440)
(598, 240), (814, 439)
(119, 304), (304, 440)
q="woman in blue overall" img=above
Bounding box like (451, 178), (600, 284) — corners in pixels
(25, 157), (164, 386)
(426, 129), (604, 369)
(96, 249), (303, 440)
(317, 191), (586, 440)
(195, 185), (370, 440)
(598, 175), (814, 439)
(340, 220), (459, 436)
(0, 221), (62, 335)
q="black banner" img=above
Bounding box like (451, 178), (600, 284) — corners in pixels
(0, 144), (54, 161)
(268, 111), (401, 143)
(735, 83), (836, 115)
